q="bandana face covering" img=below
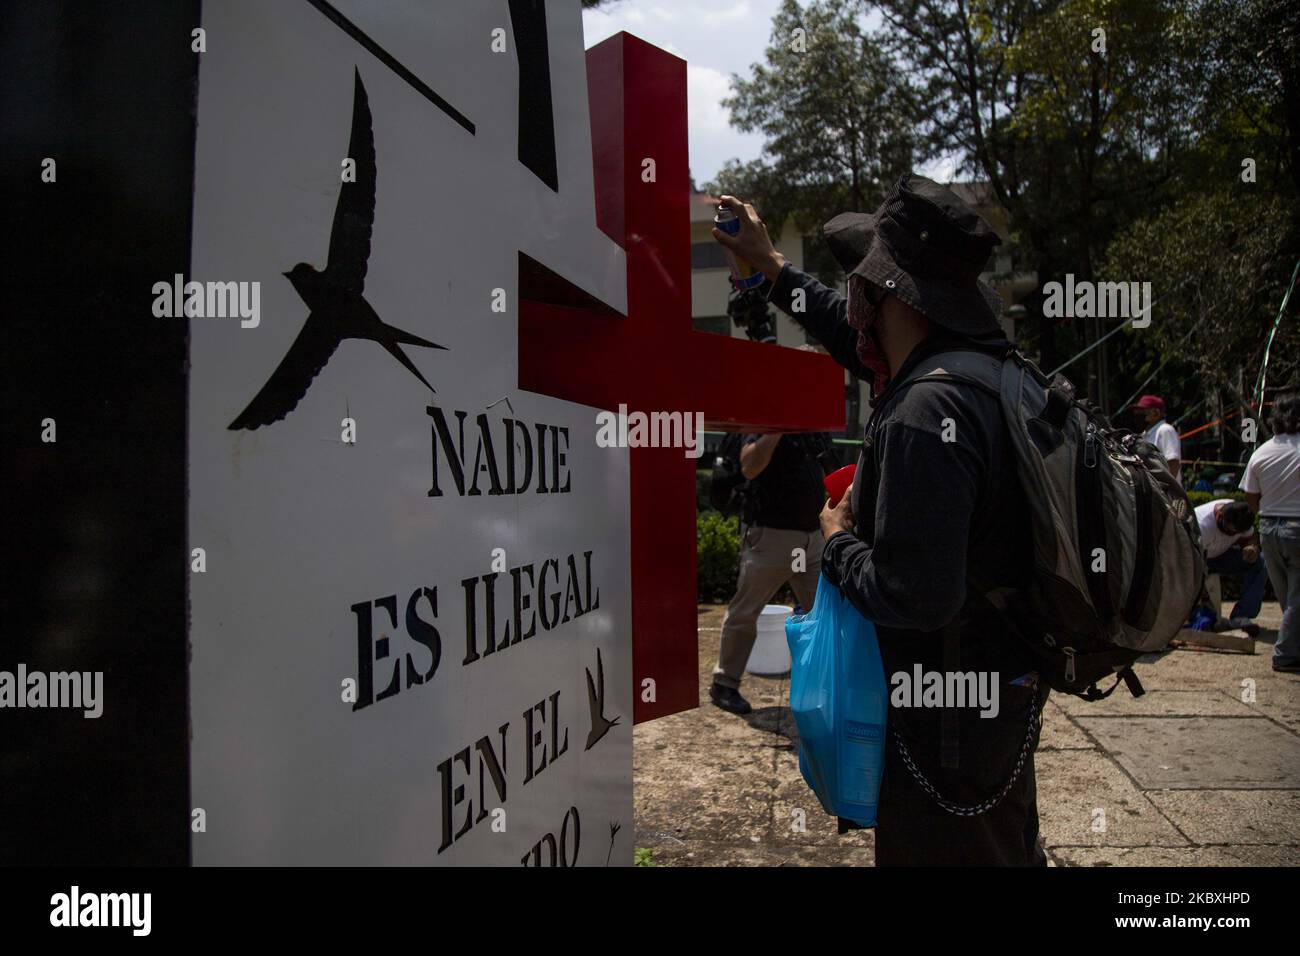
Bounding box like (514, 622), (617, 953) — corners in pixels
(847, 274), (891, 398)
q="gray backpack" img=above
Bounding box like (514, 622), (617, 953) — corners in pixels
(913, 348), (1206, 700)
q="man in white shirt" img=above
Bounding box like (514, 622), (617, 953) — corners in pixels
(1194, 498), (1266, 632)
(1242, 392), (1300, 672)
(1132, 395), (1182, 484)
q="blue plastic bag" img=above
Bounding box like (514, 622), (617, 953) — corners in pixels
(785, 573), (887, 827)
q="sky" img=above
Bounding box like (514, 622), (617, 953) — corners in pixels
(580, 0), (958, 189)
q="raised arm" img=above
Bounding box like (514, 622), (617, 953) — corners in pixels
(713, 195), (870, 380)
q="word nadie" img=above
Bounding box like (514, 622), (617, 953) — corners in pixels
(428, 405), (571, 497)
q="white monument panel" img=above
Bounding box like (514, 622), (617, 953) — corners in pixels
(188, 0), (632, 865)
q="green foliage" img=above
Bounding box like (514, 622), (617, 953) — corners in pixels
(865, 0), (1298, 411)
(711, 0), (1299, 431)
(634, 847), (656, 867)
(1102, 188), (1298, 417)
(696, 469), (713, 512)
(697, 510), (742, 603)
(1186, 489), (1247, 508)
(1003, 0), (1198, 150)
(705, 0), (919, 245)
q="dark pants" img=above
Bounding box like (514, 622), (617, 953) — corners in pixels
(1206, 545), (1268, 620)
(875, 684), (1047, 866)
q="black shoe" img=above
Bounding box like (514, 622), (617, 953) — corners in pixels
(1226, 617), (1261, 637)
(1272, 660), (1300, 674)
(709, 682), (752, 715)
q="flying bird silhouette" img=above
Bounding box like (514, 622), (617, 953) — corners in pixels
(584, 646), (620, 751)
(606, 821), (621, 866)
(229, 67), (444, 430)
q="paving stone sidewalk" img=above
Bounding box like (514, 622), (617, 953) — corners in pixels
(633, 602), (1300, 866)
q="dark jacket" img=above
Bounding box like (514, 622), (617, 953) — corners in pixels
(767, 263), (1032, 664)
(769, 263), (1046, 864)
(742, 432), (831, 533)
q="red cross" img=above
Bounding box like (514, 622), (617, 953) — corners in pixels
(519, 33), (844, 722)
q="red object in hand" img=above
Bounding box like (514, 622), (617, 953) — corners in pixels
(824, 464), (856, 508)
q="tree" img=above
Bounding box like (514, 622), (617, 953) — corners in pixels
(869, 0), (1215, 404)
(706, 0), (921, 278)
(1102, 188), (1296, 447)
(1095, 0), (1299, 435)
(1201, 0), (1300, 194)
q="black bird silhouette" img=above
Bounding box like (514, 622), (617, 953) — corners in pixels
(584, 646), (620, 751)
(605, 821), (621, 866)
(229, 67), (444, 431)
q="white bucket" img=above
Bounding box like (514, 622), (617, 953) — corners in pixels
(746, 604), (794, 677)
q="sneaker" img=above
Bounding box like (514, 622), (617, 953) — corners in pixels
(709, 682), (752, 715)
(1227, 617), (1261, 637)
(1272, 660), (1300, 674)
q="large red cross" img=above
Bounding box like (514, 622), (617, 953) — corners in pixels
(519, 33), (844, 722)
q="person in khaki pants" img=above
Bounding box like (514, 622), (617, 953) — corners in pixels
(711, 432), (831, 715)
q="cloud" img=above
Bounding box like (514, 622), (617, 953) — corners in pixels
(916, 154), (961, 184)
(702, 1), (753, 26)
(582, 0), (782, 181)
(688, 64), (735, 134)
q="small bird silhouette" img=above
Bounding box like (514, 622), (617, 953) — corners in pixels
(605, 821), (621, 866)
(584, 646), (620, 751)
(229, 67), (444, 431)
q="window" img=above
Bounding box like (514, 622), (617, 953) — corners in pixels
(691, 242), (729, 270)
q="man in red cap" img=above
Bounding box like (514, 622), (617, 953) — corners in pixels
(1132, 395), (1182, 485)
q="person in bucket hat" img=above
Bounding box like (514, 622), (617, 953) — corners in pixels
(713, 174), (1047, 866)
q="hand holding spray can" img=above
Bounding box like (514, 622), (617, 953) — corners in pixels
(714, 204), (767, 290)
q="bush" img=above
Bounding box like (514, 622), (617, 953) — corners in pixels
(1186, 489), (1246, 509)
(697, 510), (741, 603)
(696, 469), (713, 512)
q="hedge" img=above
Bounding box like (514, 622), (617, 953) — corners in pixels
(697, 509), (741, 603)
(1185, 489), (1246, 508)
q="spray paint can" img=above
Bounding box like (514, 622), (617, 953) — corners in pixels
(714, 204), (766, 290)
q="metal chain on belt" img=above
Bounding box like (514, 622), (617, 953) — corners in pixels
(891, 690), (1041, 817)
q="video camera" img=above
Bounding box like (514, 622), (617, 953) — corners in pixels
(726, 278), (777, 344)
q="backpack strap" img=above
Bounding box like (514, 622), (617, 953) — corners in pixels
(902, 347), (1006, 398)
(1083, 667), (1146, 701)
(856, 347), (1009, 544)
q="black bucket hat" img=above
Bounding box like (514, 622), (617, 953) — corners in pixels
(823, 174), (1004, 336)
